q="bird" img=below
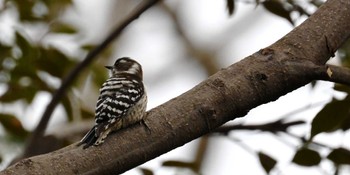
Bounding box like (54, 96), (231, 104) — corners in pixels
(78, 57), (147, 149)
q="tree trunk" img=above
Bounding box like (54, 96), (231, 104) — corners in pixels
(1, 0), (350, 174)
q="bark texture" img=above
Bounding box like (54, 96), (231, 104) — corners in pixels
(1, 0), (350, 174)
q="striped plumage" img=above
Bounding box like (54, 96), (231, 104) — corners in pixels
(79, 57), (147, 149)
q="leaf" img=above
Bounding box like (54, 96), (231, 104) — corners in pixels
(340, 116), (350, 131)
(0, 113), (28, 139)
(43, 0), (73, 21)
(292, 148), (321, 166)
(81, 44), (96, 51)
(51, 23), (77, 34)
(11, 0), (38, 21)
(162, 160), (194, 169)
(36, 47), (76, 78)
(226, 0), (235, 16)
(310, 99), (350, 139)
(16, 32), (38, 62)
(262, 0), (293, 24)
(327, 148), (350, 165)
(0, 82), (37, 103)
(139, 168), (154, 175)
(0, 44), (12, 63)
(258, 151), (277, 173)
(81, 108), (94, 120)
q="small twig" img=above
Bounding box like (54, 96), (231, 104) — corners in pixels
(213, 120), (305, 135)
(283, 131), (330, 148)
(316, 64), (350, 86)
(284, 61), (350, 86)
(216, 120), (333, 150)
(22, 0), (159, 159)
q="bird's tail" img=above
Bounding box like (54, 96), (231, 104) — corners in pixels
(77, 127), (97, 149)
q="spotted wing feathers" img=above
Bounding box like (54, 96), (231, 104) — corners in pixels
(79, 76), (144, 148)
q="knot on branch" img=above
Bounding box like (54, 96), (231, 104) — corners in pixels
(259, 48), (275, 61)
(255, 73), (268, 81)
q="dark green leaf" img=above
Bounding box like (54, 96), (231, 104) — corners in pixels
(263, 0), (293, 24)
(0, 113), (28, 139)
(0, 82), (37, 103)
(81, 44), (96, 51)
(11, 0), (38, 21)
(292, 148), (321, 166)
(226, 0), (235, 16)
(258, 151), (277, 173)
(327, 148), (350, 165)
(16, 32), (38, 62)
(310, 99), (350, 139)
(81, 108), (94, 120)
(43, 0), (73, 21)
(36, 47), (76, 78)
(51, 23), (77, 34)
(0, 44), (12, 63)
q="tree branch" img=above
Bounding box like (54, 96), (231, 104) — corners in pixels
(2, 0), (350, 174)
(21, 0), (160, 159)
(316, 64), (350, 86)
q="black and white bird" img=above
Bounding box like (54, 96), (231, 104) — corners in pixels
(79, 57), (147, 149)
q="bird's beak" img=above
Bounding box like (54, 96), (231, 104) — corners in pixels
(105, 66), (113, 70)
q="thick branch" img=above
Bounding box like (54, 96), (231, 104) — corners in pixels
(2, 0), (350, 174)
(22, 0), (159, 158)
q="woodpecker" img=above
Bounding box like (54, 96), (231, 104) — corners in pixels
(79, 57), (147, 149)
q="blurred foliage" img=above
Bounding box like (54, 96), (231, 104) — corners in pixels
(338, 39), (350, 67)
(0, 0), (103, 147)
(139, 168), (154, 175)
(0, 113), (28, 139)
(292, 147), (322, 166)
(258, 151), (277, 173)
(8, 0), (73, 22)
(253, 0), (324, 25)
(310, 97), (350, 139)
(327, 148), (350, 165)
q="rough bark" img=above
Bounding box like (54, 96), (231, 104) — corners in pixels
(1, 0), (350, 174)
